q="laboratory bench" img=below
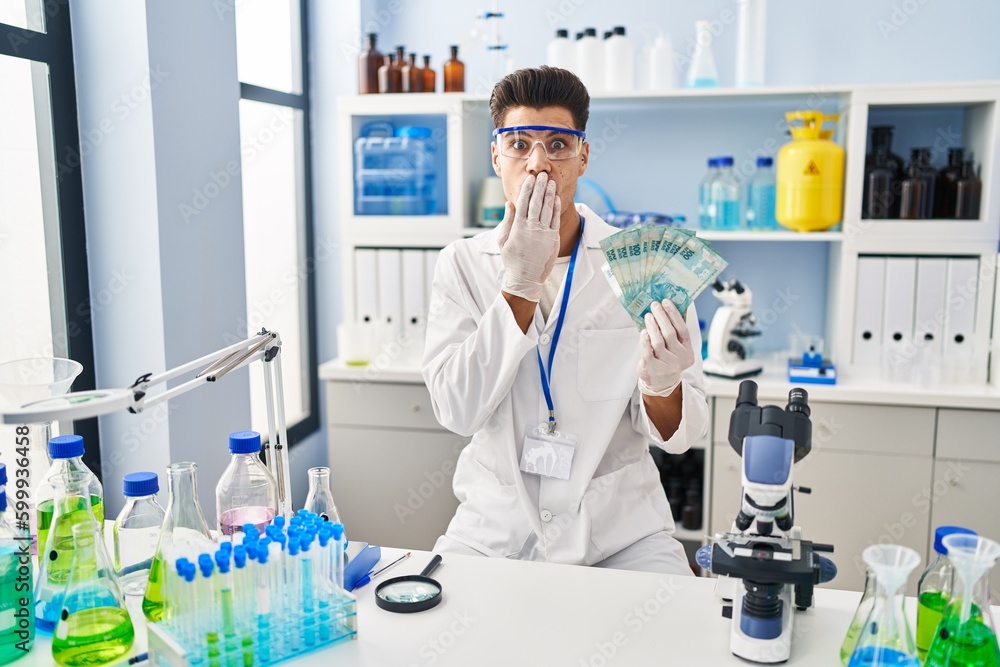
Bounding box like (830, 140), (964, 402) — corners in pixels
(320, 358), (1000, 595)
(26, 546), (1000, 667)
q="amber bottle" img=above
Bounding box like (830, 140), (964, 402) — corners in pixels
(378, 54), (402, 93)
(422, 55), (436, 93)
(443, 45), (465, 92)
(358, 33), (382, 94)
(402, 53), (423, 93)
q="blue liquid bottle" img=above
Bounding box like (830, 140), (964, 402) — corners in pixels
(699, 158), (719, 230)
(711, 157), (741, 231)
(746, 156), (777, 230)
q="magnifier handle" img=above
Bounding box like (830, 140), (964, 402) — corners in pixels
(420, 554), (442, 578)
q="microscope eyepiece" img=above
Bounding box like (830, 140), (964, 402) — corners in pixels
(786, 388), (810, 417)
(736, 380), (758, 408)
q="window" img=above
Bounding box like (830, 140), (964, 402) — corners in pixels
(234, 0), (317, 443)
(1, 3), (100, 470)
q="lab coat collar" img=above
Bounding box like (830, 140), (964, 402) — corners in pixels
(474, 203), (616, 255)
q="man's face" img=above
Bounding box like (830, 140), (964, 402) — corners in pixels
(491, 106), (589, 226)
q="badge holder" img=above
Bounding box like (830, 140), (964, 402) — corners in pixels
(520, 423), (578, 480)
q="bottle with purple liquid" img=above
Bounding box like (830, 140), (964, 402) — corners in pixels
(215, 431), (278, 536)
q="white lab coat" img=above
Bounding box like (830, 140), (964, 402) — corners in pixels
(422, 204), (710, 565)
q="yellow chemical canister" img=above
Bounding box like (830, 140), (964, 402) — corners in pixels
(776, 111), (845, 232)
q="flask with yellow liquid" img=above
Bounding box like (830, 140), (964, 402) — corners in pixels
(776, 111), (845, 232)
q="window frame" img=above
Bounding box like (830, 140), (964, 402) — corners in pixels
(238, 0), (318, 446)
(1, 6), (101, 476)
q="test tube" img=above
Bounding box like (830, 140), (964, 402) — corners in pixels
(300, 533), (317, 647)
(197, 555), (220, 667)
(315, 529), (332, 642)
(331, 523), (346, 591)
(285, 536), (302, 653)
(254, 544), (272, 664)
(266, 540), (286, 659)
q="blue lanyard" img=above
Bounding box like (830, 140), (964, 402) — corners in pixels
(536, 215), (585, 434)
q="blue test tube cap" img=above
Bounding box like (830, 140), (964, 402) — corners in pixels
(233, 545), (247, 568)
(198, 555), (214, 578)
(287, 537), (300, 557)
(184, 564), (196, 582)
(221, 541), (233, 553)
(317, 530), (331, 547)
(175, 557), (191, 576)
(257, 544), (269, 564)
(300, 536), (312, 552)
(330, 523), (345, 541)
(273, 516), (286, 528)
(297, 508), (309, 517)
(273, 533), (287, 549)
(215, 553), (231, 574)
(243, 523), (260, 538)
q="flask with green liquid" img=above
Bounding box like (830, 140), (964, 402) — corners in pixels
(52, 521), (134, 666)
(917, 526), (977, 660)
(925, 534), (1000, 667)
(142, 462), (213, 622)
(0, 463), (33, 664)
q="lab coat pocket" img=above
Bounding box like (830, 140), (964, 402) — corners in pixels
(577, 327), (640, 402)
(582, 457), (668, 561)
(449, 457), (532, 558)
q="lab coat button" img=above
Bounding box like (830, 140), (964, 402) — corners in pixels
(540, 509), (553, 523)
(539, 333), (551, 345)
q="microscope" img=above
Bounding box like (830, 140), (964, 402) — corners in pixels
(696, 381), (837, 664)
(703, 278), (763, 379)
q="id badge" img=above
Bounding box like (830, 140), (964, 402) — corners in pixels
(520, 424), (578, 480)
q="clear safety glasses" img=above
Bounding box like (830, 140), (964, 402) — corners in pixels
(492, 125), (586, 160)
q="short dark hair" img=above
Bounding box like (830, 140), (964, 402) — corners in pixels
(489, 67), (590, 132)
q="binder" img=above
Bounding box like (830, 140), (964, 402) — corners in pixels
(881, 257), (917, 368)
(913, 258), (947, 358)
(354, 248), (379, 325)
(853, 256), (886, 365)
(376, 248), (403, 334)
(943, 257), (979, 364)
(401, 250), (426, 334)
(424, 249), (441, 315)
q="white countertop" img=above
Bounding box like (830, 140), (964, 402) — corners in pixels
(320, 358), (1000, 410)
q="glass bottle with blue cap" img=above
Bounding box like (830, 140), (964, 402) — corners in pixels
(215, 431), (278, 537)
(35, 435), (104, 553)
(113, 472), (166, 597)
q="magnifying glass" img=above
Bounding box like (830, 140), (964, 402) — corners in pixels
(375, 554), (443, 613)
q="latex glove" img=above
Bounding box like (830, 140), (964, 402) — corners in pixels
(638, 300), (695, 397)
(496, 172), (561, 302)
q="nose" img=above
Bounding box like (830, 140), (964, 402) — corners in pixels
(525, 142), (552, 176)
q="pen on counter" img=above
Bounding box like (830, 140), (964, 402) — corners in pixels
(128, 653), (149, 665)
(353, 551), (411, 589)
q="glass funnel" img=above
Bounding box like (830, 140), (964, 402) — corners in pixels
(52, 522), (134, 667)
(925, 534), (1000, 667)
(34, 472), (99, 633)
(0, 358), (83, 555)
(303, 467), (341, 523)
(847, 544), (921, 667)
(142, 462), (213, 622)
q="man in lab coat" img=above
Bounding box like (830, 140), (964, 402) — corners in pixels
(422, 67), (709, 575)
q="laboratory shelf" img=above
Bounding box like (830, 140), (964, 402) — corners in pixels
(695, 230), (844, 242)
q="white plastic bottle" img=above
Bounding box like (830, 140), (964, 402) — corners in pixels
(576, 28), (604, 93)
(647, 35), (676, 90)
(547, 29), (575, 72)
(736, 0), (767, 87)
(686, 20), (719, 88)
(604, 26), (634, 93)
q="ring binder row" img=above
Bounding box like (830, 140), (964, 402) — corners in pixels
(852, 255), (980, 382)
(352, 248), (442, 362)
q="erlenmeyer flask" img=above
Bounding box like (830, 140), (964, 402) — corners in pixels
(35, 472), (99, 633)
(0, 358), (83, 555)
(52, 522), (134, 666)
(303, 467), (341, 523)
(142, 462), (213, 622)
(841, 570), (876, 664)
(925, 534), (1000, 667)
(848, 544), (921, 667)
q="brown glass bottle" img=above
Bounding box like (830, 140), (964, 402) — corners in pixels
(955, 160), (982, 219)
(358, 33), (383, 94)
(378, 54), (402, 93)
(422, 55), (436, 93)
(402, 53), (423, 93)
(935, 147), (965, 218)
(443, 45), (465, 92)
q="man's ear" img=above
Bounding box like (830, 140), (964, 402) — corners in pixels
(491, 142), (501, 176)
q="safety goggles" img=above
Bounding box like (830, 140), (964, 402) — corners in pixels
(492, 125), (586, 160)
